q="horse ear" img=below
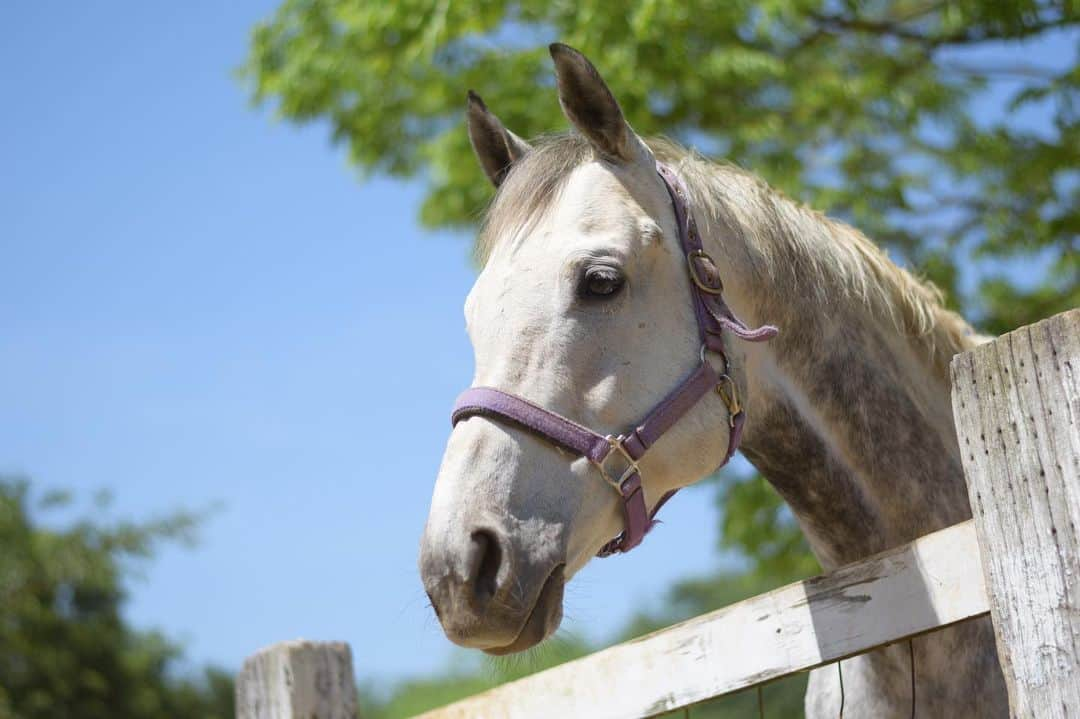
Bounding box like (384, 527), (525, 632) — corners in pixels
(549, 43), (639, 162)
(467, 91), (531, 187)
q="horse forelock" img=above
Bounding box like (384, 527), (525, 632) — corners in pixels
(476, 133), (594, 265)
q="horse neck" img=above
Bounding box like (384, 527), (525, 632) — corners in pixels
(692, 171), (977, 570)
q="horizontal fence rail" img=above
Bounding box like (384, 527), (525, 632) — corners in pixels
(414, 520), (988, 719)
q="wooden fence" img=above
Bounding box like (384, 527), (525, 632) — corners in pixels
(236, 309), (1078, 718)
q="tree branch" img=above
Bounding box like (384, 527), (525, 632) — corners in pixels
(805, 10), (1076, 50)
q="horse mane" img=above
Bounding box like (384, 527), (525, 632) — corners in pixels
(476, 133), (980, 374)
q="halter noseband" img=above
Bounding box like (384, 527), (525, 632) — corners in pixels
(451, 162), (778, 556)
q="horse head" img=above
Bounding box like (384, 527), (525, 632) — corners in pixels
(419, 45), (750, 654)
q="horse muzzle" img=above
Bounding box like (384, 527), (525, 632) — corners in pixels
(419, 523), (566, 654)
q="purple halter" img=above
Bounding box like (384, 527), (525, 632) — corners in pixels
(451, 162), (778, 556)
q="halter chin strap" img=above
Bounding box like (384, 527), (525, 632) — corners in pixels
(451, 161), (778, 556)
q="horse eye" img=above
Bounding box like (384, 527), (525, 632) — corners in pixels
(581, 267), (625, 299)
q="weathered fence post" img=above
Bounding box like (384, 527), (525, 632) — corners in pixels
(952, 308), (1079, 718)
(236, 640), (358, 719)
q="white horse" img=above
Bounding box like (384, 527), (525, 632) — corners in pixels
(420, 44), (1005, 717)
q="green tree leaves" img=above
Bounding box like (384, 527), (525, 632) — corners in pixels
(0, 477), (232, 719)
(241, 0), (1077, 327)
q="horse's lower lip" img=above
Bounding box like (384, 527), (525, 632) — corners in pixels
(483, 565), (565, 656)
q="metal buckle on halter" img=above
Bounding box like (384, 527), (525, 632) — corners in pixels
(595, 435), (640, 493)
(700, 344), (741, 427)
(686, 249), (725, 295)
(715, 374), (742, 428)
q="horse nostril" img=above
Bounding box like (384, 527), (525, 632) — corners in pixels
(469, 529), (503, 602)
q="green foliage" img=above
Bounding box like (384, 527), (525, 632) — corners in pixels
(242, 0), (1078, 330)
(0, 477), (233, 719)
(242, 2), (1078, 715)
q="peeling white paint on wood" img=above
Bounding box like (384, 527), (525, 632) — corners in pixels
(415, 520), (989, 719)
(236, 640), (357, 719)
(952, 308), (1080, 718)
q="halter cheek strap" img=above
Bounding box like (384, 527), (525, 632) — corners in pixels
(450, 161), (778, 556)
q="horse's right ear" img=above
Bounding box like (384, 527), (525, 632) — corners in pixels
(467, 91), (531, 187)
(550, 43), (640, 162)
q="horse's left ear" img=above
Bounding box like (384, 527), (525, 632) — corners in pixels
(550, 43), (645, 163)
(467, 91), (532, 187)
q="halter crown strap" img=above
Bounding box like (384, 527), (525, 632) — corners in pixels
(451, 161), (778, 556)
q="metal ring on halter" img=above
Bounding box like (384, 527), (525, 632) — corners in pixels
(687, 249), (725, 295)
(700, 342), (730, 373)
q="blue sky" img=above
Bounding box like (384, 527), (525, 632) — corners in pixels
(0, 2), (731, 685)
(2, 1), (1074, 691)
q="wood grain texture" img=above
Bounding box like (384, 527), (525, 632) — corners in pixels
(415, 520), (989, 719)
(236, 640), (358, 719)
(952, 308), (1080, 718)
